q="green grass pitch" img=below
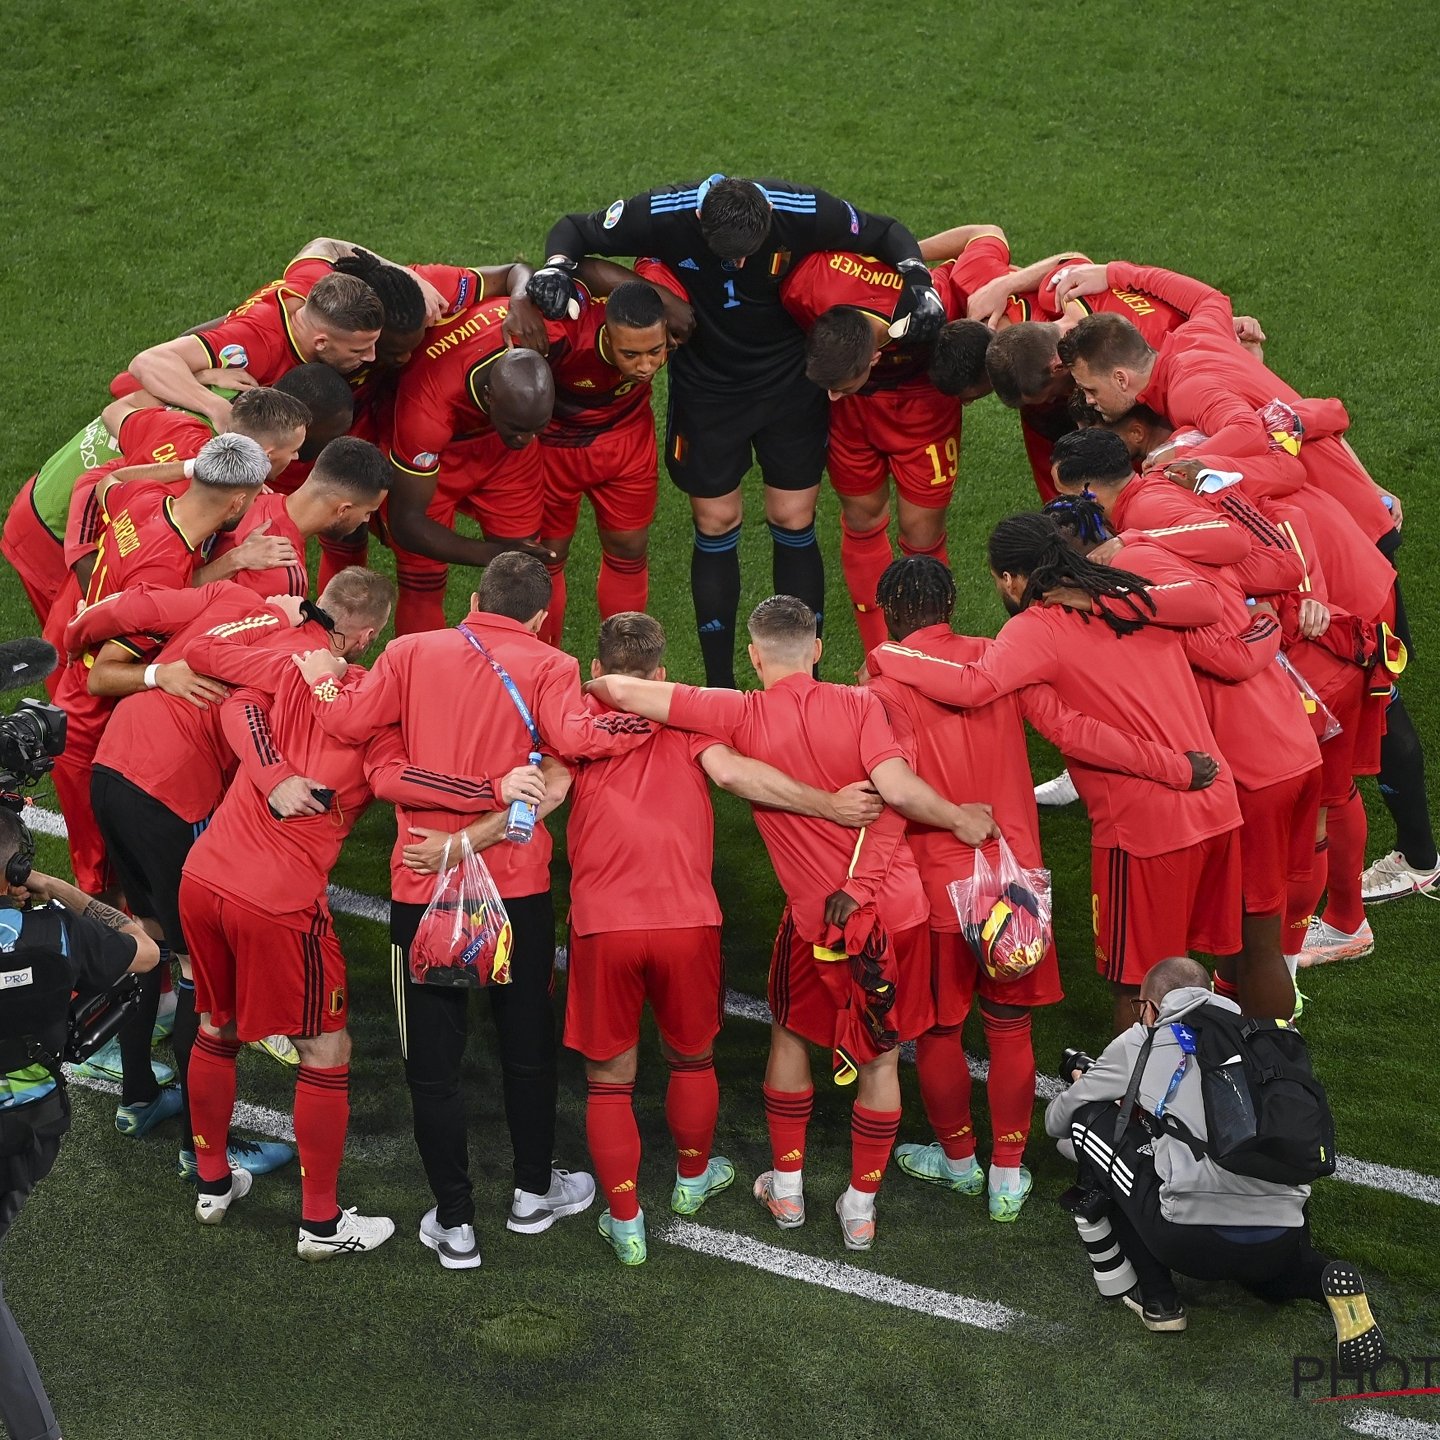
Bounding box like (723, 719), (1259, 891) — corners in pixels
(3, 2), (1439, 1436)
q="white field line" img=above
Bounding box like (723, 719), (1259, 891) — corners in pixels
(660, 1219), (1023, 1331)
(1344, 1409), (1440, 1439)
(63, 1066), (295, 1142)
(32, 806), (1440, 1207)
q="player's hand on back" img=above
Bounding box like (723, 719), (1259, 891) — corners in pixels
(1041, 585), (1095, 613)
(499, 763), (547, 807)
(264, 594), (306, 627)
(409, 269), (448, 326)
(827, 781), (883, 829)
(1185, 751), (1220, 790)
(890, 259), (945, 343)
(951, 803), (999, 845)
(196, 366), (258, 390)
(268, 775), (330, 818)
(502, 295), (551, 355)
(157, 661), (228, 709)
(293, 649), (346, 686)
(661, 293), (696, 346)
(403, 827), (456, 875)
(230, 519), (299, 572)
(1050, 263), (1111, 311)
(965, 274), (1018, 329)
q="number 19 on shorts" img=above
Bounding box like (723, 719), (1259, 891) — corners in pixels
(925, 438), (959, 485)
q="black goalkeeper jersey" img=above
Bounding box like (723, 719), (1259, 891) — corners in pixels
(544, 175), (923, 396)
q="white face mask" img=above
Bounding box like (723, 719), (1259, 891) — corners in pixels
(1195, 468), (1245, 495)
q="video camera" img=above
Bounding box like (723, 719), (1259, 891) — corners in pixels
(0, 639), (66, 798)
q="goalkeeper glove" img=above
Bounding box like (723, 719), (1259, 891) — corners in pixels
(889, 257), (945, 343)
(526, 258), (581, 320)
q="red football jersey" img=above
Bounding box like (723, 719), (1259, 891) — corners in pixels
(205, 490), (308, 598)
(543, 285), (654, 445)
(666, 673), (928, 945)
(928, 234), (1017, 318)
(185, 663), (499, 922)
(387, 300), (514, 479)
(223, 256), (334, 320)
(305, 609), (655, 903)
(92, 585), (308, 822)
(870, 624), (1196, 929)
(1032, 258), (1186, 343)
(1117, 263), (1393, 544)
(566, 699), (723, 935)
(870, 607), (1241, 858)
(411, 262), (486, 320)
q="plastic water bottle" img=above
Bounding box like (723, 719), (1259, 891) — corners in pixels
(505, 751), (544, 844)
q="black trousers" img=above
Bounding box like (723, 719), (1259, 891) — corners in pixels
(0, 1109), (64, 1440)
(1068, 1100), (1330, 1303)
(392, 893), (558, 1227)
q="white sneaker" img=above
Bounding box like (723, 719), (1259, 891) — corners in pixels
(419, 1207), (482, 1269)
(1360, 850), (1440, 904)
(249, 1034), (299, 1067)
(1297, 916), (1375, 968)
(195, 1168), (253, 1225)
(1034, 770), (1079, 807)
(297, 1207), (396, 1261)
(835, 1188), (877, 1252)
(507, 1167), (596, 1233)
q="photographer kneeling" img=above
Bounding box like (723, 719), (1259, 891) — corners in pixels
(1044, 955), (1383, 1366)
(0, 807), (157, 1440)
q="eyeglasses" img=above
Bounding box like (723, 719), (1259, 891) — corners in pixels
(1129, 997), (1156, 1020)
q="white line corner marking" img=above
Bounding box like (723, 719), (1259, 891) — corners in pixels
(661, 1220), (1022, 1331)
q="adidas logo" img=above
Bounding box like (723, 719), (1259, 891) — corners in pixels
(679, 258), (700, 270)
(780, 1148), (802, 1163)
(862, 1169), (883, 1183)
(997, 1131), (1026, 1145)
(575, 379), (596, 388)
(678, 1147), (701, 1157)
(194, 1135), (211, 1150)
(698, 619), (726, 633)
(614, 1179), (636, 1193)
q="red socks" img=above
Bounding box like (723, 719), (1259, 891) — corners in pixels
(318, 534), (369, 592)
(983, 1011), (1035, 1166)
(915, 1025), (975, 1160)
(899, 529), (949, 568)
(598, 552), (648, 618)
(849, 1103), (901, 1194)
(763, 1083), (813, 1175)
(188, 1030), (240, 1186)
(587, 1080), (641, 1221)
(394, 567), (449, 635)
(295, 1064), (350, 1225)
(666, 1056), (718, 1180)
(1286, 836), (1329, 956)
(1212, 972), (1240, 1002)
(540, 563), (568, 648)
(840, 520), (894, 656)
(1322, 786), (1368, 934)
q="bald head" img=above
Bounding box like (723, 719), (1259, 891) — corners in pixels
(488, 349), (555, 448)
(1140, 956), (1212, 1006)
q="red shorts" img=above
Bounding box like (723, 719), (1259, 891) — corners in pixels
(1316, 666), (1383, 804)
(1092, 830), (1242, 985)
(768, 913), (933, 1048)
(930, 926), (1064, 1026)
(180, 875), (347, 1041)
(563, 925), (722, 1061)
(435, 432), (544, 540)
(540, 422), (658, 539)
(1238, 768), (1323, 916)
(828, 386), (961, 508)
(1, 479), (67, 627)
(49, 694), (112, 895)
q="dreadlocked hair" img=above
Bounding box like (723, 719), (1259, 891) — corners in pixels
(875, 555), (955, 639)
(986, 512), (1157, 637)
(1043, 494), (1111, 547)
(333, 250), (426, 331)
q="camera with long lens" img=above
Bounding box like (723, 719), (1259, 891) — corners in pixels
(0, 637), (66, 796)
(1059, 1048), (1096, 1084)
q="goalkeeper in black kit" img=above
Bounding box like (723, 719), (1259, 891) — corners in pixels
(526, 175), (943, 687)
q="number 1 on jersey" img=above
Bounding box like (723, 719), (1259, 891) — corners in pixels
(722, 279), (740, 309)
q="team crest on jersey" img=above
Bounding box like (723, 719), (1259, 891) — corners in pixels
(602, 199), (625, 230)
(218, 343), (249, 368)
(721, 258), (740, 273)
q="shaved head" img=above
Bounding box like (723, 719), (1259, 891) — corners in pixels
(488, 348), (555, 447)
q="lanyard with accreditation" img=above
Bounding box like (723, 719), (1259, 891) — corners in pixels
(456, 623), (543, 751)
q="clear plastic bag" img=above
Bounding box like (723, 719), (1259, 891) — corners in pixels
(1276, 651), (1342, 742)
(947, 837), (1053, 984)
(409, 833), (513, 988)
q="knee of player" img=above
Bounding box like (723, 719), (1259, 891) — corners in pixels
(599, 528), (649, 562)
(840, 491), (890, 533)
(587, 1046), (640, 1085)
(660, 1040), (712, 1068)
(296, 1028), (351, 1068)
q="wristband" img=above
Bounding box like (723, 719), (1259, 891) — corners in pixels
(183, 459), (196, 479)
(143, 664), (160, 689)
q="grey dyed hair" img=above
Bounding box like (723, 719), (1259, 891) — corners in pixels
(193, 432), (269, 489)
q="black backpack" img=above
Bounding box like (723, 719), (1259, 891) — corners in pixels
(1118, 1003), (1337, 1186)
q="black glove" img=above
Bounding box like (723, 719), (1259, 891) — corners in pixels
(890, 257), (945, 344)
(526, 259), (581, 321)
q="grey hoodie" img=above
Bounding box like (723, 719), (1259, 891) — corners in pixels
(1043, 986), (1310, 1228)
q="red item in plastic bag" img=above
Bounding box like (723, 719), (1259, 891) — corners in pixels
(948, 838), (1052, 984)
(409, 834), (513, 988)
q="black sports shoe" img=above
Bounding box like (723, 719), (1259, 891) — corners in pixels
(1322, 1262), (1386, 1370)
(1122, 1285), (1188, 1332)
